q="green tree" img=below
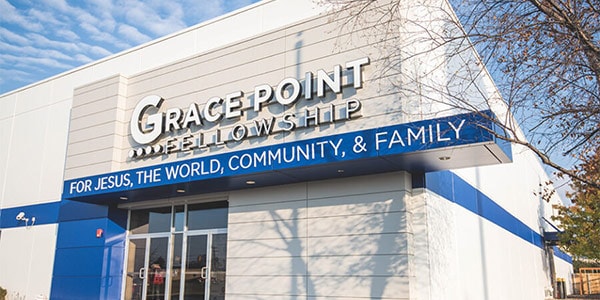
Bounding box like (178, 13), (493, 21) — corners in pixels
(552, 150), (600, 261)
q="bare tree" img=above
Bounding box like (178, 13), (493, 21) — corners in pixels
(320, 0), (600, 188)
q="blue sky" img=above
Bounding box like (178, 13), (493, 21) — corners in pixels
(0, 0), (259, 95)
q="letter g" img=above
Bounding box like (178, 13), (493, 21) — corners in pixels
(131, 95), (164, 144)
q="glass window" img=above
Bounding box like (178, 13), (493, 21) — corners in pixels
(130, 206), (172, 234)
(187, 202), (228, 230)
(174, 205), (185, 232)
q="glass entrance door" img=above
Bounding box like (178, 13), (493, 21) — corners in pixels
(123, 203), (228, 300)
(207, 233), (227, 300)
(124, 236), (169, 300)
(180, 232), (227, 300)
(182, 235), (207, 299)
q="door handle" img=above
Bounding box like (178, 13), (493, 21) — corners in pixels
(200, 266), (207, 280)
(139, 267), (145, 279)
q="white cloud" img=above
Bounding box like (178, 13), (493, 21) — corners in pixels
(0, 27), (30, 46)
(86, 0), (117, 32)
(0, 67), (33, 88)
(0, 67), (30, 78)
(83, 44), (113, 57)
(76, 9), (116, 33)
(39, 0), (71, 13)
(0, 43), (44, 59)
(122, 1), (187, 36)
(73, 54), (93, 63)
(76, 10), (108, 33)
(0, 0), (44, 31)
(118, 24), (152, 44)
(78, 21), (131, 50)
(92, 0), (113, 12)
(56, 29), (79, 41)
(1, 53), (73, 69)
(27, 33), (81, 53)
(0, 42), (73, 67)
(28, 8), (65, 27)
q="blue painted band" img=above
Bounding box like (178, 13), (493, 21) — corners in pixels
(64, 111), (506, 199)
(0, 201), (60, 229)
(426, 171), (572, 264)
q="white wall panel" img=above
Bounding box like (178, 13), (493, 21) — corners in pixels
(228, 218), (308, 241)
(229, 183), (308, 207)
(229, 199), (307, 223)
(307, 172), (411, 198)
(0, 224), (57, 300)
(13, 81), (54, 115)
(3, 109), (48, 207)
(308, 233), (409, 257)
(66, 122), (120, 144)
(453, 205), (551, 300)
(308, 211), (409, 237)
(306, 191), (406, 216)
(227, 238), (306, 259)
(308, 276), (410, 299)
(421, 191), (460, 300)
(38, 99), (71, 202)
(66, 135), (119, 157)
(63, 162), (116, 180)
(258, 0), (321, 32)
(0, 93), (16, 121)
(226, 275), (307, 297)
(0, 118), (14, 208)
(64, 147), (118, 170)
(227, 256), (307, 276)
(227, 172), (412, 299)
(138, 32), (198, 72)
(308, 253), (410, 277)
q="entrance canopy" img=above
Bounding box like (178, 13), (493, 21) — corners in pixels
(63, 111), (511, 204)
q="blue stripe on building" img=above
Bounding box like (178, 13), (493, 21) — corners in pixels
(425, 170), (572, 264)
(0, 201), (61, 228)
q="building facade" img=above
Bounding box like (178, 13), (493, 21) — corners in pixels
(0, 0), (573, 299)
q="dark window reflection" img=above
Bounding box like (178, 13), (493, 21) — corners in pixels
(129, 202), (228, 233)
(174, 205), (185, 232)
(130, 206), (172, 234)
(187, 202), (228, 230)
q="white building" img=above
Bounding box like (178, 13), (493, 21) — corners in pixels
(0, 0), (573, 299)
